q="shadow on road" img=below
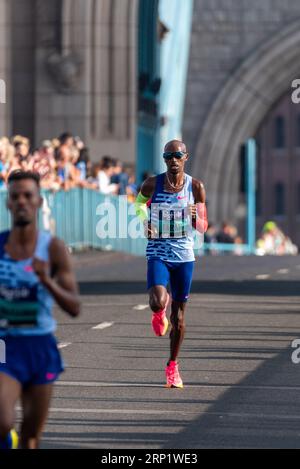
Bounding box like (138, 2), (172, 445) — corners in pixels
(162, 342), (300, 448)
(42, 345), (300, 449)
(42, 417), (185, 449)
(79, 280), (300, 297)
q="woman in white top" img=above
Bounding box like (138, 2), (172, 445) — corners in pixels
(97, 157), (119, 195)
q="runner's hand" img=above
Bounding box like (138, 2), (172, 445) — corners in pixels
(32, 257), (50, 284)
(188, 204), (197, 218)
(143, 220), (157, 238)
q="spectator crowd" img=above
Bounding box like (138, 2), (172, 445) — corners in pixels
(256, 221), (298, 256)
(0, 133), (138, 200)
(204, 220), (298, 256)
(0, 133), (298, 255)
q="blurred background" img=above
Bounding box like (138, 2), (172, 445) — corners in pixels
(0, 0), (299, 255)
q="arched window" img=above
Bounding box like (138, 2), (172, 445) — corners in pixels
(274, 116), (285, 149)
(274, 182), (285, 215)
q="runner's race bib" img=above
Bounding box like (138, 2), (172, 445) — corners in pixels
(149, 204), (194, 239)
(0, 283), (39, 329)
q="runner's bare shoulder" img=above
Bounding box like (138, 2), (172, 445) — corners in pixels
(192, 178), (206, 203)
(141, 176), (156, 198)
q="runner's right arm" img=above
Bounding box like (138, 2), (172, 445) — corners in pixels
(135, 176), (156, 217)
(32, 238), (81, 317)
(134, 176), (156, 237)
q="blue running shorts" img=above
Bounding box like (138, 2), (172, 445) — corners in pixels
(0, 334), (64, 386)
(147, 258), (194, 302)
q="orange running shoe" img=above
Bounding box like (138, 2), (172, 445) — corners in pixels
(151, 293), (169, 336)
(165, 361), (183, 388)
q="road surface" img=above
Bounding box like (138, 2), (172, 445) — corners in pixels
(21, 251), (300, 448)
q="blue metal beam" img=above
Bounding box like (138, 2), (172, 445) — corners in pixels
(246, 138), (256, 254)
(136, 0), (194, 182)
(158, 0), (194, 153)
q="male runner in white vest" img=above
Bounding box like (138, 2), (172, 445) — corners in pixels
(135, 140), (208, 388)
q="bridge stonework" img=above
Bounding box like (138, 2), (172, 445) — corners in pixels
(184, 0), (300, 222)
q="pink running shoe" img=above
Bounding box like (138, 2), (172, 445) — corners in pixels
(165, 361), (183, 388)
(151, 294), (169, 336)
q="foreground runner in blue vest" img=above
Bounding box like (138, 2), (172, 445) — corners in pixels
(0, 171), (80, 449)
(135, 140), (208, 388)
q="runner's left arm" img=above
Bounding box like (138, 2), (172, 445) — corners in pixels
(32, 238), (81, 317)
(190, 179), (208, 233)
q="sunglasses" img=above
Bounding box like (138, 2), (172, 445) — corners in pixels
(163, 151), (186, 160)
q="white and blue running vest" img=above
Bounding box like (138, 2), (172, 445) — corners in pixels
(0, 230), (56, 336)
(146, 172), (195, 262)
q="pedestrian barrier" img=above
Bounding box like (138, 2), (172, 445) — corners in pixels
(0, 188), (252, 256)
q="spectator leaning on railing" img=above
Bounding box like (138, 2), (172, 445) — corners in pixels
(110, 159), (129, 195)
(256, 221), (298, 256)
(0, 139), (8, 190)
(32, 140), (60, 190)
(97, 156), (119, 195)
(216, 221), (235, 244)
(0, 134), (140, 199)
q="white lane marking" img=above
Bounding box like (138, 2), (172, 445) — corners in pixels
(255, 274), (270, 279)
(55, 380), (300, 391)
(15, 406), (187, 415)
(92, 322), (114, 330)
(83, 304), (138, 307)
(57, 342), (72, 349)
(57, 381), (162, 388)
(14, 406), (300, 420)
(276, 269), (289, 274)
(133, 304), (148, 310)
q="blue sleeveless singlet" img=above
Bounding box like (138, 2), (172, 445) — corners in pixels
(0, 230), (56, 336)
(146, 172), (195, 262)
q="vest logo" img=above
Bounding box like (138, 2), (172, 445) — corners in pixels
(0, 79), (5, 104)
(46, 372), (57, 381)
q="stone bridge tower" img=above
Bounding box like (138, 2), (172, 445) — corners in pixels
(184, 0), (300, 224)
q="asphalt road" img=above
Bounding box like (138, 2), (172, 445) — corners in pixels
(21, 251), (300, 448)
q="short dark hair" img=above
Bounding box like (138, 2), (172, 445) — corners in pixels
(101, 155), (114, 170)
(59, 132), (73, 145)
(77, 148), (90, 164)
(8, 170), (40, 188)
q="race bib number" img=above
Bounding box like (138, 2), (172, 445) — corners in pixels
(0, 283), (39, 328)
(149, 204), (192, 239)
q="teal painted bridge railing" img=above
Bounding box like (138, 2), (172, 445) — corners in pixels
(0, 188), (148, 256)
(0, 188), (253, 256)
(45, 189), (149, 256)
